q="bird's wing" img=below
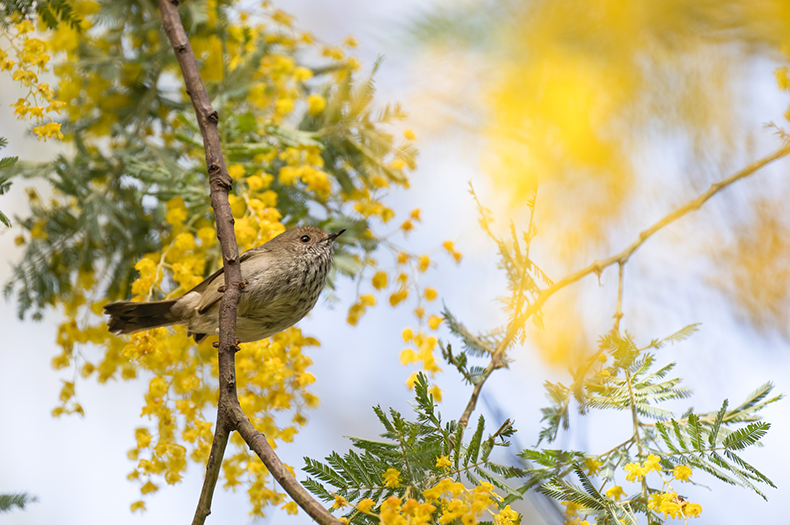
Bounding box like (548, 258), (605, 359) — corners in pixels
(188, 249), (265, 315)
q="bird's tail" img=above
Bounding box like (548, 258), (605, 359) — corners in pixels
(104, 299), (179, 334)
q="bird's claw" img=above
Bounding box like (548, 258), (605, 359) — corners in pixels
(212, 338), (242, 352)
(218, 279), (250, 293)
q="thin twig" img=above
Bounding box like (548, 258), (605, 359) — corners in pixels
(613, 262), (624, 332)
(459, 350), (505, 428)
(457, 143), (790, 428)
(508, 143), (790, 351)
(155, 2), (340, 525)
(192, 420), (231, 524)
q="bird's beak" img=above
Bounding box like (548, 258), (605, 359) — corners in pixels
(325, 229), (346, 242)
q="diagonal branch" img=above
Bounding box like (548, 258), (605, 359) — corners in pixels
(458, 143), (790, 427)
(155, 2), (341, 525)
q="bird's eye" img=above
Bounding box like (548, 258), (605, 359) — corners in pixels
(300, 235), (311, 243)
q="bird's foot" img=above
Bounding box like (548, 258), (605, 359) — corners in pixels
(218, 279), (250, 293)
(212, 338), (242, 352)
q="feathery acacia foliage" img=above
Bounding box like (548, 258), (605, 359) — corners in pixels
(0, 492), (37, 513)
(304, 374), (525, 523)
(0, 137), (17, 227)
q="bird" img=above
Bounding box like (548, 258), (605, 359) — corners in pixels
(104, 226), (345, 343)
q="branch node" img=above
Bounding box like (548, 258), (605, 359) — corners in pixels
(208, 110), (219, 123)
(176, 44), (187, 53)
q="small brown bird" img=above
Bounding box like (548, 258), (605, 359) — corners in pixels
(104, 226), (345, 343)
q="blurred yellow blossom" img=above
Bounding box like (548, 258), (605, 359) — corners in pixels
(228, 164), (245, 179)
(390, 289), (408, 306)
(307, 93), (326, 115)
(372, 271), (388, 290)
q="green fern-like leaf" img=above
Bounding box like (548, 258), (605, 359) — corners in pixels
(708, 399), (729, 446)
(0, 492), (38, 513)
(723, 422), (770, 451)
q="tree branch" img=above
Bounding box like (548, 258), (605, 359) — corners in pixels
(234, 412), (342, 524)
(613, 262), (624, 333)
(155, 2), (340, 524)
(458, 143), (790, 427)
(507, 143), (790, 350)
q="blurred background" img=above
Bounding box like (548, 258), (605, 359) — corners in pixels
(2, 0), (790, 523)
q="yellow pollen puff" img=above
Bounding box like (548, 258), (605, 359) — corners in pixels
(140, 480), (159, 495)
(584, 457), (601, 476)
(359, 294), (376, 306)
(404, 128), (416, 140)
(174, 232), (195, 251)
(397, 252), (409, 264)
(389, 288), (407, 306)
(406, 371), (419, 389)
(673, 464), (692, 482)
(32, 122), (63, 141)
(685, 502), (702, 517)
(643, 454), (661, 472)
(372, 270), (388, 290)
(332, 495), (348, 509)
(307, 93), (326, 115)
(247, 174), (267, 191)
(624, 462), (646, 482)
(293, 66), (313, 82)
(402, 328), (414, 342)
(383, 468), (401, 488)
(429, 385), (442, 402)
(357, 498), (375, 513)
(370, 174), (389, 188)
(776, 67), (790, 91)
(343, 36), (358, 48)
(228, 164), (245, 179)
(400, 349), (419, 365)
(410, 208), (421, 221)
(419, 255), (430, 272)
(197, 227), (217, 246)
(15, 20), (35, 34)
(605, 485), (624, 502)
(414, 306), (425, 319)
(428, 315), (443, 330)
(425, 287), (438, 301)
(401, 219), (414, 232)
